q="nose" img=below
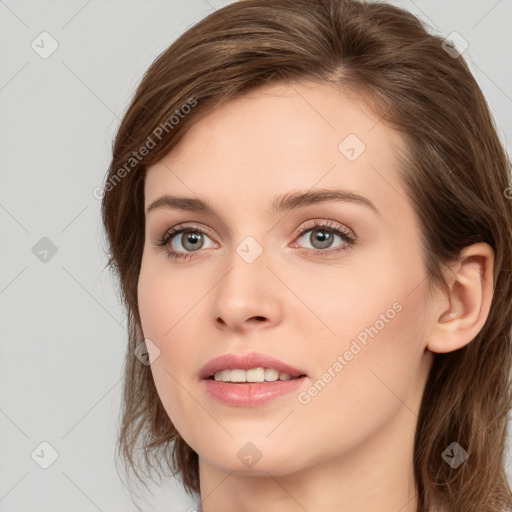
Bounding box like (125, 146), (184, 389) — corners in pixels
(211, 250), (283, 333)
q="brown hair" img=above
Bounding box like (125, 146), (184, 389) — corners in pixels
(100, 0), (512, 510)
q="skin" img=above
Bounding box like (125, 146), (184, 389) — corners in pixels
(137, 81), (494, 512)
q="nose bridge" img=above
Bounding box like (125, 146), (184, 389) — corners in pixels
(211, 236), (282, 329)
(218, 238), (269, 302)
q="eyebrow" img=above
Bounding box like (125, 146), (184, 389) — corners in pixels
(145, 188), (381, 219)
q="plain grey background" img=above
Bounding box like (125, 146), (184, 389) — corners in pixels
(1, 1), (511, 511)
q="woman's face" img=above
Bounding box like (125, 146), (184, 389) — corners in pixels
(138, 81), (435, 477)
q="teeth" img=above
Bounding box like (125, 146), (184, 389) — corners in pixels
(264, 368), (279, 381)
(213, 367), (298, 383)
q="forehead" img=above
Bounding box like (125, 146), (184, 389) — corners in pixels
(161, 81), (390, 163)
(144, 81), (408, 219)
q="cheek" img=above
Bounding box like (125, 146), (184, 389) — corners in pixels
(292, 296), (427, 463)
(137, 259), (165, 338)
(297, 246), (428, 420)
(137, 262), (190, 366)
(137, 255), (195, 339)
(285, 261), (419, 369)
(319, 236), (427, 357)
(137, 258), (205, 427)
(315, 300), (421, 394)
(137, 283), (190, 436)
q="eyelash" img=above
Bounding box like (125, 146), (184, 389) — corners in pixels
(156, 220), (357, 261)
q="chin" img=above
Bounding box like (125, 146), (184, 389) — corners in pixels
(197, 443), (307, 476)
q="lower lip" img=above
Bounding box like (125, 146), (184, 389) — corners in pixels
(203, 377), (307, 407)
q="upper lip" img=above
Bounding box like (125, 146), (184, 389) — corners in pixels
(200, 352), (308, 379)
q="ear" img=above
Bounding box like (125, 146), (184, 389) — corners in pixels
(426, 242), (495, 354)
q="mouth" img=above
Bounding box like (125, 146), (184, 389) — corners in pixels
(199, 352), (308, 383)
(202, 365), (309, 407)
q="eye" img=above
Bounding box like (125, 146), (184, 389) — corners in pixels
(156, 223), (217, 260)
(291, 219), (356, 256)
(156, 219), (357, 261)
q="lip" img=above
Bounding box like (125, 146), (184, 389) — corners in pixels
(202, 378), (306, 407)
(199, 352), (307, 380)
(199, 352), (309, 407)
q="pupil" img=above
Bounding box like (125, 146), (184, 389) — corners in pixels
(312, 229), (332, 249)
(184, 231), (203, 251)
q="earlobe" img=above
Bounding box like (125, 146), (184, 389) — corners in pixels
(426, 242), (495, 354)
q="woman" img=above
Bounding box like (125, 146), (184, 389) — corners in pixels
(100, 0), (512, 510)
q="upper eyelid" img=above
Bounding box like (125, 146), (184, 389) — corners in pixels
(167, 222), (216, 240)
